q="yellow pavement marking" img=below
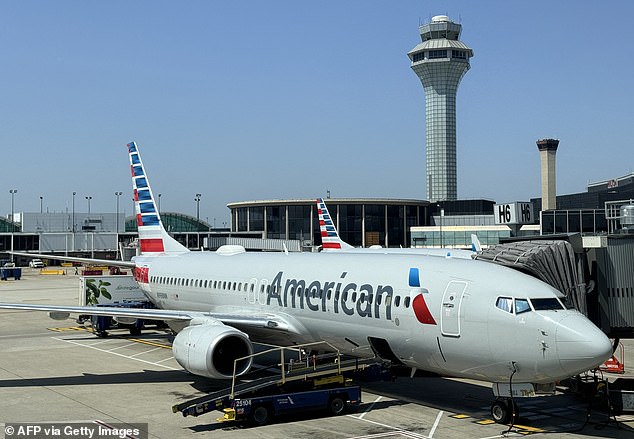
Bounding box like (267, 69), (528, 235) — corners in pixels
(127, 338), (172, 349)
(449, 414), (471, 419)
(475, 419), (496, 425)
(514, 424), (544, 433)
(48, 326), (89, 332)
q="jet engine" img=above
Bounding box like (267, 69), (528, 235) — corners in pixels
(172, 321), (253, 379)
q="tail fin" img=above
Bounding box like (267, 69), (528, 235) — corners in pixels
(128, 142), (189, 255)
(470, 234), (482, 253)
(316, 198), (353, 251)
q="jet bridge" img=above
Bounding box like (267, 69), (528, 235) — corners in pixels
(474, 233), (634, 339)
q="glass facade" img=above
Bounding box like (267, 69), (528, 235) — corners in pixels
(228, 200), (428, 248)
(249, 207), (264, 232)
(236, 207), (248, 232)
(339, 204), (363, 247)
(411, 227), (511, 248)
(540, 210), (607, 235)
(288, 205), (311, 241)
(125, 212), (210, 232)
(266, 206), (286, 240)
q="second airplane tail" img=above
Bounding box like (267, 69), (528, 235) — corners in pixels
(317, 198), (353, 251)
(128, 141), (189, 255)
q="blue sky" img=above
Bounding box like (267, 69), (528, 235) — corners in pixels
(2, 1), (633, 224)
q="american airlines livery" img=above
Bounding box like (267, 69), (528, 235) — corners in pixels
(316, 198), (475, 258)
(1, 142), (612, 423)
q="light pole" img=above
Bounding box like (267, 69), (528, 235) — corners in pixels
(115, 192), (123, 234)
(158, 193), (162, 214)
(39, 196), (43, 214)
(194, 194), (202, 250)
(194, 194), (202, 221)
(72, 191), (76, 233)
(9, 189), (17, 261)
(440, 207), (445, 249)
(85, 196), (92, 215)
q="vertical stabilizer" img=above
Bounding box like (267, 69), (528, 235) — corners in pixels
(317, 198), (353, 251)
(128, 142), (189, 255)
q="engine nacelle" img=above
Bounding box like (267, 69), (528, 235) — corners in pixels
(172, 321), (253, 379)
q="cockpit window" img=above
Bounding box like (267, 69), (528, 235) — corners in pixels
(496, 297), (513, 313)
(530, 298), (565, 311)
(515, 299), (531, 314)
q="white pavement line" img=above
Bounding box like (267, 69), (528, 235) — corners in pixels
(346, 415), (429, 439)
(129, 346), (163, 357)
(52, 337), (181, 370)
(154, 356), (175, 364)
(85, 339), (114, 346)
(428, 410), (443, 438)
(106, 343), (137, 351)
(0, 332), (51, 338)
(358, 395), (382, 420)
(346, 432), (405, 439)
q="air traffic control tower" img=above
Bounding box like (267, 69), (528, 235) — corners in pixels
(408, 15), (473, 202)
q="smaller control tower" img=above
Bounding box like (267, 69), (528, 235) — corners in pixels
(536, 138), (560, 211)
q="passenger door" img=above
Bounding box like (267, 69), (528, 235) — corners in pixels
(440, 281), (468, 337)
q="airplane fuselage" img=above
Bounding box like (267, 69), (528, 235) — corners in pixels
(135, 249), (609, 384)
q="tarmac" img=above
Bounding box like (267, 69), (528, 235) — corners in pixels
(1, 269), (633, 439)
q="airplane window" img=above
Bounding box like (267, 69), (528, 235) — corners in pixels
(404, 297), (410, 308)
(327, 289), (332, 300)
(359, 292), (365, 302)
(238, 283), (241, 292)
(368, 294), (373, 304)
(376, 295), (382, 305)
(496, 297), (513, 313)
(223, 281), (227, 289)
(515, 299), (531, 314)
(352, 292), (357, 302)
(530, 298), (565, 311)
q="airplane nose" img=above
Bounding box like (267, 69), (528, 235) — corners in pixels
(556, 314), (613, 376)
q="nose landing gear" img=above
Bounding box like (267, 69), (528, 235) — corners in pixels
(490, 397), (519, 424)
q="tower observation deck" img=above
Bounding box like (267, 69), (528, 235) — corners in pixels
(408, 15), (473, 202)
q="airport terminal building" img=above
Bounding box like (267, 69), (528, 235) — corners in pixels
(227, 199), (429, 248)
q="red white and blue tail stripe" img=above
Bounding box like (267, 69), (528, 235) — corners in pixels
(317, 198), (353, 251)
(128, 142), (189, 255)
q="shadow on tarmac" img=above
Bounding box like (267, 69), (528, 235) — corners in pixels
(362, 375), (634, 438)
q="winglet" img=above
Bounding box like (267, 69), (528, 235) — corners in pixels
(128, 142), (189, 255)
(316, 198), (353, 251)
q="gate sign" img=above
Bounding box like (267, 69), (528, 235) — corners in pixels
(493, 202), (534, 225)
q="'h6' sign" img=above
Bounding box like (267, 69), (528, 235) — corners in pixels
(494, 202), (534, 225)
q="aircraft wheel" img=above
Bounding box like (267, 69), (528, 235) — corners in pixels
(491, 399), (510, 424)
(251, 405), (271, 426)
(329, 396), (346, 415)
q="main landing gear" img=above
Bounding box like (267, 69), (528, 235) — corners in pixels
(490, 397), (519, 424)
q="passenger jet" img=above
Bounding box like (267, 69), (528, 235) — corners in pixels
(0, 142), (613, 423)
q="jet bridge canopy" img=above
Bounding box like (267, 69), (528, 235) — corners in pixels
(474, 237), (587, 314)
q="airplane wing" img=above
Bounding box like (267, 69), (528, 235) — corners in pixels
(9, 251), (136, 268)
(0, 303), (296, 332)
